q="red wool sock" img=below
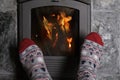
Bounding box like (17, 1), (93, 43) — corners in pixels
(19, 38), (35, 53)
(78, 32), (104, 80)
(85, 32), (104, 46)
(19, 38), (52, 80)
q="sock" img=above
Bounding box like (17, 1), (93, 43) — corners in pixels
(19, 38), (52, 80)
(77, 32), (104, 80)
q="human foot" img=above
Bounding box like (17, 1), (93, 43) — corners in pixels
(77, 32), (104, 80)
(19, 38), (52, 80)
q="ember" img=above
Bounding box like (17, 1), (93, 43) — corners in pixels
(67, 37), (72, 49)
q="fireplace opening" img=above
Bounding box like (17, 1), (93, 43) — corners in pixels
(18, 0), (91, 79)
(31, 6), (79, 56)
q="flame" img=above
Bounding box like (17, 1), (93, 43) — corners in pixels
(52, 33), (58, 48)
(43, 16), (53, 40)
(42, 12), (73, 49)
(57, 12), (72, 33)
(51, 14), (56, 17)
(67, 37), (72, 48)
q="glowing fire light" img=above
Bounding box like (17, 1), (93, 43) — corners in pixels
(57, 12), (72, 33)
(43, 16), (53, 40)
(51, 14), (56, 17)
(67, 37), (72, 48)
(52, 33), (58, 48)
(43, 12), (73, 49)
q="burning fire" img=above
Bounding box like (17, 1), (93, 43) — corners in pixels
(57, 12), (72, 33)
(43, 16), (53, 40)
(43, 12), (73, 49)
(67, 37), (72, 48)
(52, 33), (58, 48)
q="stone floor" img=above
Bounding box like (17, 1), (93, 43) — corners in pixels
(0, 0), (120, 80)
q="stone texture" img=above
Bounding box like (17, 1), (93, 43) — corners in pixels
(0, 0), (17, 80)
(0, 74), (15, 80)
(93, 0), (120, 11)
(0, 0), (16, 12)
(0, 0), (120, 80)
(92, 0), (120, 80)
(93, 0), (116, 10)
(0, 11), (16, 71)
(92, 12), (120, 80)
(0, 11), (17, 79)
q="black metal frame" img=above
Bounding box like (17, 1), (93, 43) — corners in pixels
(18, 0), (91, 5)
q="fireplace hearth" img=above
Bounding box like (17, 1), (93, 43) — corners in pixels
(18, 0), (91, 79)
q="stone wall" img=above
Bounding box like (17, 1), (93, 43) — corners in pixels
(0, 0), (120, 80)
(0, 0), (17, 80)
(92, 0), (120, 80)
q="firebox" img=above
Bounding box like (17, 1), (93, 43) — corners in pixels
(31, 6), (79, 56)
(18, 0), (91, 79)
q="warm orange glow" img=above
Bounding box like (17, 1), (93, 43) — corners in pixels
(52, 33), (58, 48)
(43, 16), (53, 40)
(51, 14), (55, 17)
(57, 12), (72, 33)
(43, 12), (73, 49)
(67, 37), (72, 48)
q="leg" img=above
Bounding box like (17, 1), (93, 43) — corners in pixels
(77, 32), (104, 80)
(19, 38), (52, 80)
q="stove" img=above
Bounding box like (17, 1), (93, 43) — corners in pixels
(18, 0), (91, 79)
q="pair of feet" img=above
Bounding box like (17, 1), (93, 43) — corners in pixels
(19, 32), (104, 80)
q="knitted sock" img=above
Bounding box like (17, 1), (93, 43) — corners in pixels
(77, 32), (104, 80)
(19, 38), (52, 80)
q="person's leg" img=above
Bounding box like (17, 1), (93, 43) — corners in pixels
(77, 32), (104, 80)
(19, 38), (52, 80)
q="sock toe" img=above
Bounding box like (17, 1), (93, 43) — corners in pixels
(19, 38), (35, 53)
(19, 38), (53, 80)
(85, 32), (104, 46)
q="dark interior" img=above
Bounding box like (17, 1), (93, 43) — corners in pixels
(31, 6), (79, 56)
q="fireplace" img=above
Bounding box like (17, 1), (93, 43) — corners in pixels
(31, 6), (79, 56)
(18, 0), (91, 79)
